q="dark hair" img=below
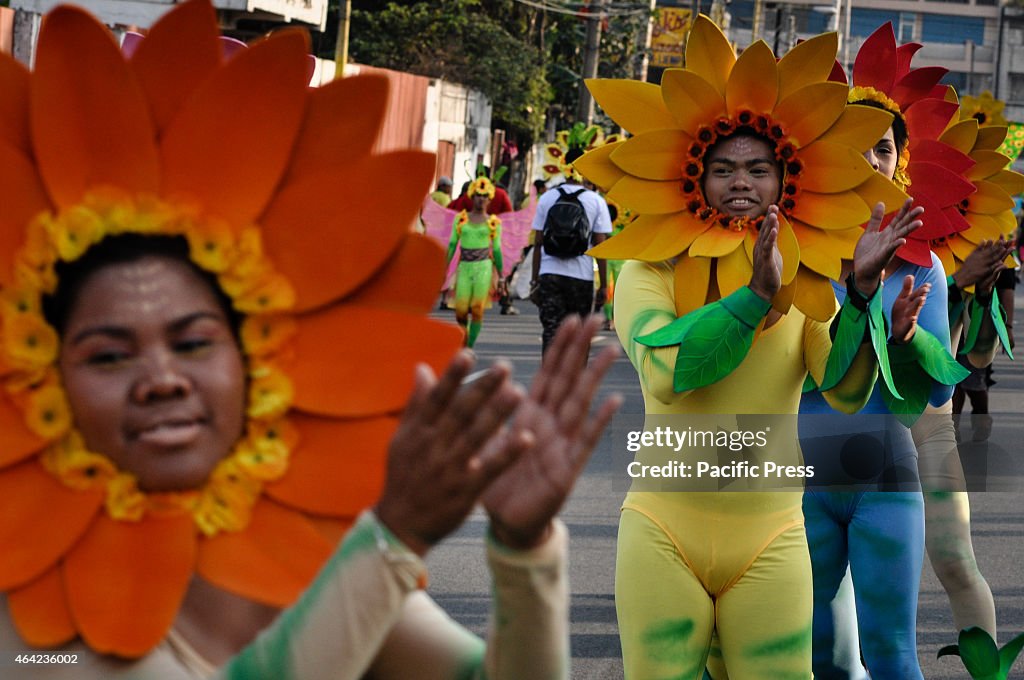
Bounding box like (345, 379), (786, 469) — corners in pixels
(533, 179), (547, 189)
(565, 147), (585, 164)
(851, 99), (908, 157)
(42, 234), (242, 339)
(700, 127), (784, 201)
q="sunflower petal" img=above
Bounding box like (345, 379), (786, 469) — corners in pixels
(967, 150), (1013, 181)
(0, 394), (46, 468)
(777, 32), (838, 102)
(974, 125), (1007, 151)
(0, 54), (31, 156)
(0, 459), (102, 590)
(939, 119), (980, 154)
(31, 5), (160, 208)
(261, 151), (434, 313)
(791, 189), (871, 230)
(852, 24), (897, 94)
(0, 144), (53, 288)
(988, 169), (1024, 197)
(685, 16), (735, 96)
(966, 180), (1014, 215)
(816, 104), (894, 153)
(892, 67), (947, 110)
(895, 237), (933, 268)
(637, 212), (712, 261)
(773, 82), (848, 147)
(949, 233), (979, 261)
(610, 129), (691, 181)
(160, 30), (309, 229)
(905, 99), (959, 145)
(129, 0), (220, 134)
(715, 247), (753, 298)
(909, 140), (975, 175)
(586, 79), (677, 134)
(576, 141), (627, 191)
(908, 161), (975, 208)
(661, 72), (725, 138)
(851, 172), (910, 216)
(794, 266), (838, 322)
(608, 176), (687, 215)
(345, 235), (447, 314)
(791, 220), (842, 280)
(265, 414), (396, 517)
(673, 255), (712, 317)
(689, 224), (747, 258)
(797, 141), (875, 193)
(725, 41), (778, 115)
(778, 215), (800, 284)
(197, 499), (331, 607)
(962, 213), (1004, 241)
(588, 212), (686, 260)
(933, 243), (956, 277)
(64, 513), (194, 657)
(284, 75), (389, 182)
(289, 306), (462, 417)
(7, 565), (77, 647)
(771, 276), (797, 316)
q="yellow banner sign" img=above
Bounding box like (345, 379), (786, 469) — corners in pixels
(651, 7), (692, 69)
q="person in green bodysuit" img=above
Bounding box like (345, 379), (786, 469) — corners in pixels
(447, 177), (505, 348)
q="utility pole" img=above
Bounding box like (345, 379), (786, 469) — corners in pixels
(333, 0), (352, 81)
(577, 0), (605, 124)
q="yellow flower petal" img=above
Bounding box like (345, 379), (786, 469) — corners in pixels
(777, 32), (838, 102)
(575, 141), (626, 191)
(791, 189), (871, 230)
(949, 234), (978, 261)
(798, 141), (875, 194)
(851, 172), (909, 217)
(988, 169), (1024, 196)
(586, 79), (677, 134)
(637, 212), (712, 261)
(247, 366), (294, 420)
(716, 246), (752, 298)
(975, 125), (1007, 151)
(939, 120), (979, 155)
(607, 176), (687, 215)
(790, 220), (842, 280)
(684, 16), (735, 96)
(25, 385), (71, 441)
(106, 474), (146, 522)
(610, 130), (692, 181)
(726, 41), (778, 115)
(793, 266), (838, 322)
(933, 243), (956, 277)
(661, 69), (727, 132)
(777, 216), (800, 285)
(966, 180), (1014, 215)
(816, 105), (895, 154)
(673, 255), (712, 317)
(967, 150), (1012, 181)
(689, 224), (747, 258)
(773, 82), (848, 147)
(241, 315), (298, 358)
(3, 313), (59, 371)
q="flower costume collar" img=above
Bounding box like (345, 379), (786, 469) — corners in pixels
(0, 0), (461, 658)
(578, 16), (905, 322)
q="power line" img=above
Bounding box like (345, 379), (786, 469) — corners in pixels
(510, 0), (650, 18)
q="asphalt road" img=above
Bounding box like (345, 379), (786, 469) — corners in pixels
(426, 289), (1024, 680)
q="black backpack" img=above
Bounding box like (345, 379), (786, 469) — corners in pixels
(542, 187), (592, 258)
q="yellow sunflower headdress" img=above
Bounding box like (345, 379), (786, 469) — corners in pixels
(542, 122), (623, 183)
(579, 16), (905, 322)
(468, 176), (496, 200)
(0, 0), (460, 658)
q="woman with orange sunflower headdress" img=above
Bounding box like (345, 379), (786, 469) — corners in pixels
(0, 2), (624, 676)
(577, 16), (926, 678)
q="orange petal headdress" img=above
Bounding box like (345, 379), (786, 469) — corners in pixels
(578, 16), (903, 322)
(0, 0), (460, 657)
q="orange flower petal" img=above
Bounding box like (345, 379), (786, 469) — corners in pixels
(586, 79), (677, 134)
(0, 144), (53, 287)
(684, 16), (735, 96)
(576, 141), (626, 191)
(790, 220), (843, 280)
(31, 6), (160, 208)
(716, 246), (753, 298)
(0, 394), (47, 468)
(988, 169), (1024, 197)
(798, 141), (875, 193)
(966, 180), (1014, 215)
(289, 306), (462, 417)
(794, 266), (838, 322)
(345, 234), (447, 314)
(771, 277), (797, 316)
(0, 54), (31, 156)
(0, 459), (102, 590)
(661, 69), (726, 132)
(7, 565), (77, 648)
(265, 414), (397, 516)
(674, 255), (712, 317)
(129, 0), (221, 134)
(689, 225), (746, 258)
(725, 41), (778, 115)
(961, 214), (1003, 242)
(967, 150), (1013, 181)
(773, 82), (847, 147)
(589, 212), (671, 260)
(261, 151), (434, 312)
(851, 172), (910, 216)
(160, 30), (309, 229)
(778, 216), (800, 285)
(939, 119), (980, 155)
(64, 513), (194, 657)
(636, 212), (711, 261)
(197, 498), (331, 607)
(608, 176), (687, 215)
(816, 104), (894, 153)
(949, 234), (978, 262)
(934, 243), (956, 277)
(777, 32), (838, 102)
(975, 125), (1007, 151)
(610, 129), (691, 180)
(792, 189), (871, 230)
(284, 75), (388, 182)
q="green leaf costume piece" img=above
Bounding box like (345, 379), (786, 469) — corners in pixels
(635, 287), (770, 393)
(881, 328), (969, 427)
(820, 286), (896, 397)
(963, 294), (1014, 360)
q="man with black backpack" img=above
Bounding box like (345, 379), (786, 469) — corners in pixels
(529, 147), (613, 354)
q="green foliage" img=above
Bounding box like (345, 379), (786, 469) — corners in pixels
(937, 627), (1024, 679)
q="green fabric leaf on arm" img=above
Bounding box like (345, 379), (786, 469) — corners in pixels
(868, 289), (901, 400)
(820, 301), (865, 392)
(888, 328), (971, 385)
(990, 294), (1014, 361)
(962, 295), (987, 354)
(880, 361), (932, 427)
(802, 373), (818, 393)
(635, 306), (713, 348)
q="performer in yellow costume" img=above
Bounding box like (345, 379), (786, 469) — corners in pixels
(578, 18), (927, 678)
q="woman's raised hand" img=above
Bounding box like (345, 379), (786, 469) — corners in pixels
(853, 199), (924, 297)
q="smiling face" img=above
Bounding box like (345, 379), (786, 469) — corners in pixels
(702, 134), (782, 218)
(864, 126), (899, 181)
(57, 256), (246, 492)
